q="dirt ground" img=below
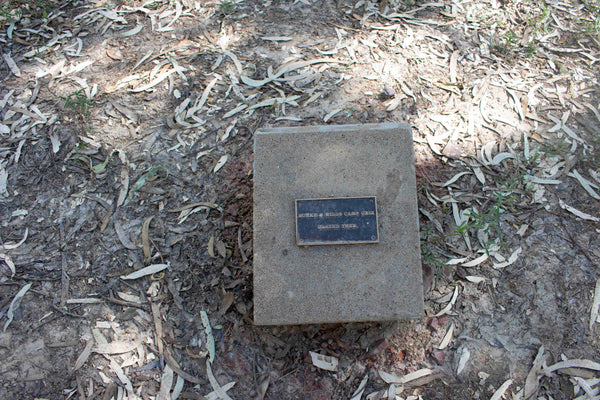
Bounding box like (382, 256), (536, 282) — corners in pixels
(1, 0), (599, 399)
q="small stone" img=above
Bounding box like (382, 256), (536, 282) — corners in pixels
(432, 350), (446, 364)
(442, 142), (462, 159)
(106, 47), (123, 60)
(380, 86), (395, 100)
(0, 332), (12, 348)
(428, 317), (439, 331)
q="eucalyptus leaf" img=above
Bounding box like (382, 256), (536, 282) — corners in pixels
(124, 167), (168, 205)
(91, 155), (110, 174)
(4, 283), (32, 331)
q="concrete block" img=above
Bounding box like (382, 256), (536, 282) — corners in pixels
(253, 122), (423, 325)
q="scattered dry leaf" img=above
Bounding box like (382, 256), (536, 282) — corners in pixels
(120, 263), (169, 280)
(490, 379), (513, 400)
(142, 215), (155, 262)
(3, 283), (31, 331)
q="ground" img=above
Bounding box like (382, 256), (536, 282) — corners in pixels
(0, 0), (599, 399)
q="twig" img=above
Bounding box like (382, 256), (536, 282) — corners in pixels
(238, 227), (248, 263)
(164, 347), (205, 384)
(327, 21), (362, 32)
(101, 382), (117, 400)
(59, 222), (70, 308)
(107, 292), (149, 310)
(151, 302), (164, 356)
(52, 303), (85, 318)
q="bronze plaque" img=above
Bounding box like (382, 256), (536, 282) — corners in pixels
(295, 197), (379, 246)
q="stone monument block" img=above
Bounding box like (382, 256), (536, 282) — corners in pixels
(253, 122), (423, 325)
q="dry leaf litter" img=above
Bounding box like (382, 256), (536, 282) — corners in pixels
(0, 0), (599, 399)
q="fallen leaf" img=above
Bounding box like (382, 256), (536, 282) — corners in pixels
(172, 375), (185, 400)
(491, 152), (515, 165)
(131, 66), (186, 92)
(205, 382), (236, 400)
(438, 322), (454, 350)
(1, 228), (28, 250)
(449, 50), (459, 83)
(442, 171), (471, 187)
(111, 101), (139, 123)
(220, 289), (235, 315)
(213, 155), (228, 173)
(323, 108), (342, 122)
(50, 133), (61, 154)
(114, 221), (138, 250)
(0, 253), (15, 276)
(151, 302), (164, 355)
(121, 263), (169, 280)
(559, 200), (600, 222)
(215, 238), (226, 258)
(240, 58), (344, 88)
(223, 51), (243, 75)
(262, 36), (292, 41)
(257, 376), (270, 400)
(109, 357), (135, 398)
(206, 360), (234, 400)
(465, 276), (486, 284)
(545, 359), (600, 373)
(124, 167), (168, 205)
(572, 376), (597, 398)
(446, 257), (468, 265)
(0, 165), (8, 197)
(461, 253), (489, 267)
(247, 95), (300, 111)
(116, 24), (143, 38)
(208, 236), (216, 258)
(569, 170), (600, 200)
(91, 155), (110, 174)
(66, 298), (102, 304)
(238, 228), (248, 262)
(435, 285), (459, 316)
(194, 75), (221, 112)
(142, 215), (155, 262)
(591, 280), (600, 331)
(349, 375), (368, 400)
(524, 175), (562, 185)
(490, 379), (513, 400)
(523, 346), (546, 399)
(117, 292), (141, 303)
(378, 368), (433, 384)
(95, 341), (140, 354)
(456, 346), (470, 375)
(493, 247), (522, 269)
(73, 338), (94, 372)
(168, 201), (221, 213)
(201, 310), (215, 363)
(92, 328), (108, 345)
(3, 283), (32, 331)
(223, 104), (248, 118)
(472, 167), (485, 185)
(3, 53), (20, 77)
(157, 365), (174, 400)
(117, 167), (129, 207)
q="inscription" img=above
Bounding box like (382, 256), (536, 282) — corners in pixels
(295, 197), (379, 246)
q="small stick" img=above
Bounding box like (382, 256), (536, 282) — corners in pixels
(59, 223), (70, 308)
(238, 228), (248, 263)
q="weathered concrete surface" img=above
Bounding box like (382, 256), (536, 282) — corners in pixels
(253, 123), (423, 325)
